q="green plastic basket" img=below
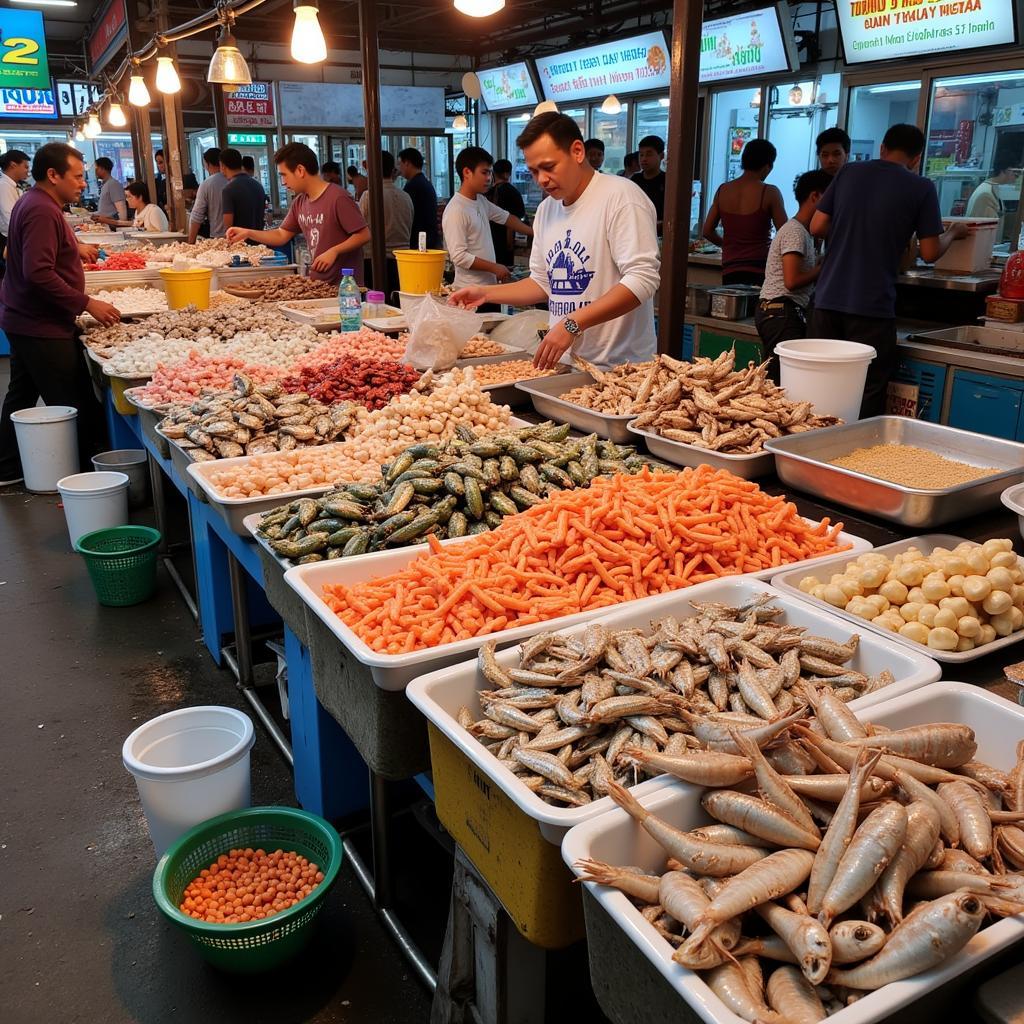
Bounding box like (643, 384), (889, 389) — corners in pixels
(74, 525), (161, 606)
(152, 806), (343, 973)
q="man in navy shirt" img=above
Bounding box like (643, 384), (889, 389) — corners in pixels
(397, 147), (439, 249)
(810, 123), (968, 417)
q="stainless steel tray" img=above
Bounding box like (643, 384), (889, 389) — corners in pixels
(627, 421), (774, 480)
(155, 425), (208, 502)
(764, 416), (1024, 528)
(514, 371), (636, 443)
(772, 534), (1024, 664)
(909, 324), (1024, 354)
(123, 389), (170, 458)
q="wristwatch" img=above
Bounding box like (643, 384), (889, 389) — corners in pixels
(563, 317), (583, 337)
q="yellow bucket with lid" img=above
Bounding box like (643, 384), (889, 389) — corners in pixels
(159, 267), (213, 310)
(393, 249), (446, 295)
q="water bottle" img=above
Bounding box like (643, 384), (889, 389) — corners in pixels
(338, 269), (362, 333)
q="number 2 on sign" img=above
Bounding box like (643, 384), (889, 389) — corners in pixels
(2, 38), (41, 65)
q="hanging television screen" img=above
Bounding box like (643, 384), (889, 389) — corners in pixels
(535, 31), (671, 102)
(837, 0), (1016, 64)
(699, 4), (800, 83)
(478, 62), (539, 112)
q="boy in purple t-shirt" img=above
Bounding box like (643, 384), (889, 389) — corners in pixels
(227, 142), (370, 285)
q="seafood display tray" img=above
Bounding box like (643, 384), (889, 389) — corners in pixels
(278, 298), (402, 329)
(406, 575), (940, 846)
(157, 426), (207, 501)
(185, 444), (358, 534)
(454, 341), (532, 369)
(764, 417), (1024, 528)
(562, 682), (1024, 1024)
(83, 269), (163, 293)
(772, 534), (1024, 664)
(626, 422), (774, 480)
(368, 311), (510, 333)
(122, 389), (169, 457)
(459, 361), (568, 408)
(286, 521), (870, 693)
(515, 372), (637, 444)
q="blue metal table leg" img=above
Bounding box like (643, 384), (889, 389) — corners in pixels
(284, 626), (369, 819)
(188, 492), (235, 666)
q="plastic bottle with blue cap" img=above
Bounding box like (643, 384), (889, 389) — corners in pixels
(337, 269), (362, 333)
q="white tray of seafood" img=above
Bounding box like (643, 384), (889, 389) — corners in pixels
(772, 535), (1024, 663)
(406, 576), (941, 845)
(562, 681), (1024, 1024)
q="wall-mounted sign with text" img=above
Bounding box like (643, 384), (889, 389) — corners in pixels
(699, 4), (798, 82)
(478, 62), (539, 111)
(535, 32), (670, 102)
(0, 86), (57, 120)
(838, 0), (1016, 64)
(88, 0), (127, 76)
(0, 9), (51, 90)
(56, 80), (102, 119)
(225, 82), (275, 127)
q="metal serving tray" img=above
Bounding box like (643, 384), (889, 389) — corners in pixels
(626, 421), (774, 480)
(514, 371), (636, 443)
(909, 324), (1024, 355)
(122, 388), (170, 458)
(764, 416), (1024, 528)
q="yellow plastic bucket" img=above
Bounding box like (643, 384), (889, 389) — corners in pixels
(159, 267), (213, 310)
(393, 249), (446, 294)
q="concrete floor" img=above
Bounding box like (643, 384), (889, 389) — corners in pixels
(0, 358), (436, 1024)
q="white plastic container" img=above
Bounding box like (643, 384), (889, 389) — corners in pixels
(286, 521), (870, 692)
(56, 471), (130, 546)
(11, 406), (79, 492)
(407, 576), (940, 846)
(561, 682), (1024, 1024)
(122, 705), (255, 856)
(935, 217), (999, 274)
(776, 339), (876, 424)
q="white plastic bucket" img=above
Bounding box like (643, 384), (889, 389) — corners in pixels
(56, 471), (130, 547)
(122, 706), (255, 856)
(776, 338), (876, 424)
(91, 449), (149, 508)
(10, 406), (79, 492)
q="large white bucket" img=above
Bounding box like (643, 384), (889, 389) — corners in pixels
(10, 406), (79, 492)
(122, 706), (255, 856)
(776, 338), (876, 424)
(56, 471), (130, 547)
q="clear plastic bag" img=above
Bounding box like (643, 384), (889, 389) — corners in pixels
(402, 294), (483, 370)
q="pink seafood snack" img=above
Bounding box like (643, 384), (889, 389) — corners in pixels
(130, 352), (281, 406)
(295, 327), (408, 371)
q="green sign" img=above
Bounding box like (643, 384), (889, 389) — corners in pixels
(228, 132), (267, 146)
(0, 10), (50, 91)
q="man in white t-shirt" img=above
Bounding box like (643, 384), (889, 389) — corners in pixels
(450, 113), (660, 370)
(442, 146), (533, 291)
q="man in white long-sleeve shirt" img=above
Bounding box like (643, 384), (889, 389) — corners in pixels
(0, 149), (29, 243)
(450, 113), (660, 370)
(442, 146), (532, 291)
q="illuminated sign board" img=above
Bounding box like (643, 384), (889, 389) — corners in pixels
(0, 85), (56, 120)
(478, 63), (539, 111)
(535, 32), (670, 102)
(0, 9), (51, 90)
(699, 5), (798, 82)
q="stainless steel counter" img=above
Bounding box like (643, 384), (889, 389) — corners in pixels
(898, 337), (1024, 378)
(897, 267), (1001, 293)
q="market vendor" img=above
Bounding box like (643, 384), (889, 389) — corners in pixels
(226, 143), (370, 285)
(0, 144), (120, 487)
(90, 181), (169, 232)
(449, 112), (660, 371)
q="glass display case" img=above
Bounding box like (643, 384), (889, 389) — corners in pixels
(847, 81), (921, 163)
(590, 102), (629, 175)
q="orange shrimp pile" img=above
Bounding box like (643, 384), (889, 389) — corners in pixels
(323, 466), (849, 654)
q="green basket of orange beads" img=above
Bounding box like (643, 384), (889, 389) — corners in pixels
(152, 806), (342, 972)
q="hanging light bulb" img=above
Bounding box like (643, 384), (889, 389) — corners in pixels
(207, 24), (252, 86)
(750, 88), (762, 108)
(658, 96), (671, 108)
(452, 113), (468, 130)
(74, 125), (85, 143)
(291, 0), (327, 64)
(155, 56), (181, 94)
(107, 100), (127, 127)
(85, 111), (102, 138)
(534, 100), (557, 116)
(600, 94), (621, 115)
(128, 74), (151, 106)
(454, 0), (505, 16)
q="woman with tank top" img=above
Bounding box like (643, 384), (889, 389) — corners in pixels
(703, 138), (787, 286)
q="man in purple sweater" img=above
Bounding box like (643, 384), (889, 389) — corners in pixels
(0, 143), (120, 486)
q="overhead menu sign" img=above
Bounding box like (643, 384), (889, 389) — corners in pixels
(535, 32), (670, 102)
(0, 9), (51, 90)
(699, 5), (797, 82)
(88, 0), (128, 75)
(0, 86), (56, 120)
(838, 0), (1016, 63)
(56, 80), (102, 118)
(478, 62), (538, 111)
(226, 82), (275, 127)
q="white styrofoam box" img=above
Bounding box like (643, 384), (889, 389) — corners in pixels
(407, 576), (940, 846)
(562, 681), (1024, 1024)
(772, 534), (1024, 664)
(286, 519), (869, 693)
(935, 217), (999, 274)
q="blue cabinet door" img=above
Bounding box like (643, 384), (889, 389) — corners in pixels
(892, 357), (946, 423)
(948, 370), (1024, 440)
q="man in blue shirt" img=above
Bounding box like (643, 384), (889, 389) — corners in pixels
(810, 124), (968, 417)
(397, 147), (439, 249)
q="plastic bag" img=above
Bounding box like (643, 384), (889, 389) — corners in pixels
(488, 309), (551, 355)
(402, 294), (483, 370)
